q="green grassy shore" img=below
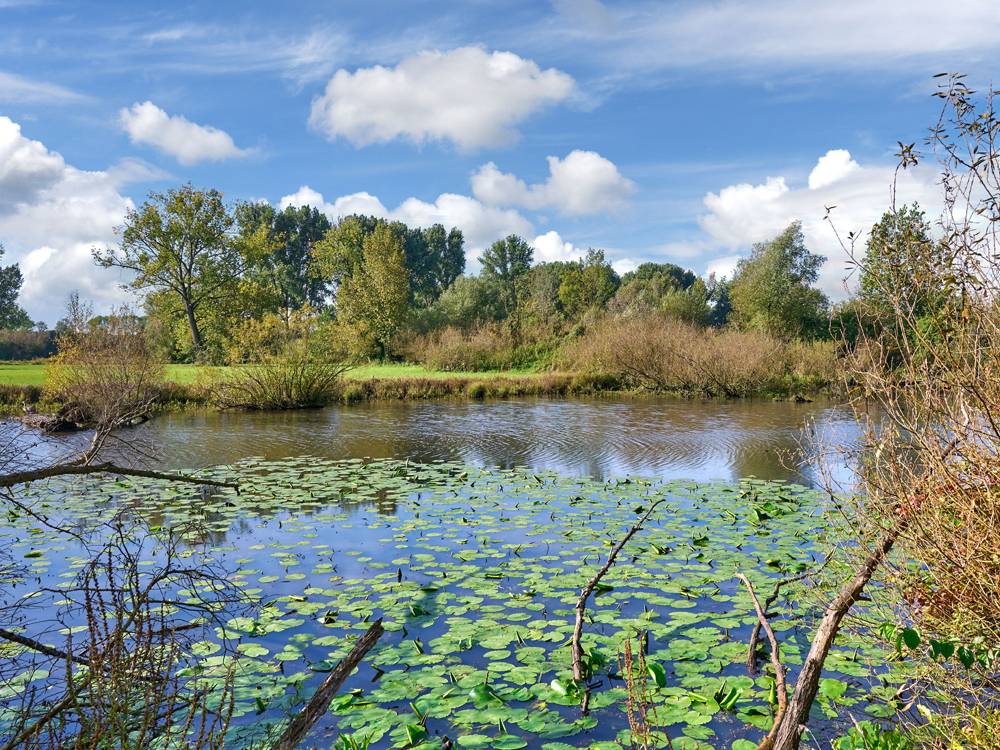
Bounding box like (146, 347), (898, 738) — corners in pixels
(0, 360), (627, 415)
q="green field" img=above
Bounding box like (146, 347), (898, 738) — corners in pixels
(0, 361), (536, 388)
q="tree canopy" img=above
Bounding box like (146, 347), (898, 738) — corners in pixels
(729, 222), (828, 339)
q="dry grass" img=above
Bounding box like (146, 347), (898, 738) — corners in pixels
(561, 314), (793, 397)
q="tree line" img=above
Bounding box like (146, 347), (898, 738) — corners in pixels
(0, 181), (935, 368)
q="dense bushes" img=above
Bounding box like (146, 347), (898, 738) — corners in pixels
(0, 329), (55, 360)
(561, 314), (835, 397)
(407, 325), (553, 372)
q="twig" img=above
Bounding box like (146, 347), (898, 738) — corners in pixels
(273, 619), (384, 750)
(736, 572), (788, 750)
(572, 498), (668, 682)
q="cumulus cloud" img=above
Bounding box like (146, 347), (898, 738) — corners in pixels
(697, 148), (940, 297)
(277, 185), (533, 263)
(531, 230), (583, 263)
(0, 117), (155, 322)
(120, 101), (253, 165)
(308, 47), (574, 150)
(472, 150), (634, 215)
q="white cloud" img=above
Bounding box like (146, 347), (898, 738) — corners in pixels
(472, 150), (634, 215)
(119, 101), (253, 165)
(548, 0), (1000, 75)
(532, 230), (583, 263)
(807, 149), (860, 190)
(308, 46), (574, 150)
(0, 117), (151, 322)
(697, 148), (941, 297)
(0, 71), (89, 104)
(277, 186), (533, 264)
(704, 254), (741, 282)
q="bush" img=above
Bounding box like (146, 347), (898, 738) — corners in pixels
(409, 325), (553, 371)
(560, 314), (789, 397)
(46, 312), (164, 427)
(210, 355), (347, 409)
(0, 329), (55, 360)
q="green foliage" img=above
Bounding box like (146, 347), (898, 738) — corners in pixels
(313, 214), (465, 306)
(94, 184), (239, 354)
(860, 204), (935, 317)
(234, 201), (332, 311)
(556, 249), (619, 318)
(336, 224), (411, 360)
(659, 277), (710, 325)
(729, 222), (829, 339)
(479, 235), (533, 318)
(833, 721), (910, 750)
(0, 243), (32, 330)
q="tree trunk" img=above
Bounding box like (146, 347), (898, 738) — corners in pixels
(184, 302), (203, 351)
(770, 527), (901, 749)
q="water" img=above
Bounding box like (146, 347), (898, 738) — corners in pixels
(11, 397), (861, 486)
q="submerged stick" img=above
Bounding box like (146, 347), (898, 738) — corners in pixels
(736, 572), (788, 750)
(572, 498), (667, 682)
(274, 619), (384, 750)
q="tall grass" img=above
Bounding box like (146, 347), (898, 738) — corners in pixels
(210, 356), (348, 409)
(560, 314), (833, 397)
(407, 325), (553, 372)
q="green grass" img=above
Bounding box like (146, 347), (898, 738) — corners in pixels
(0, 361), (538, 388)
(0, 362), (46, 386)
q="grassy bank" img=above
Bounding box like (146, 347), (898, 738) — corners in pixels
(0, 361), (622, 413)
(0, 355), (831, 416)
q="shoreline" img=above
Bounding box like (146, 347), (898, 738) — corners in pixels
(2, 368), (835, 424)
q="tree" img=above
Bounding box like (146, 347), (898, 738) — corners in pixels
(859, 203), (940, 320)
(94, 185), (239, 354)
(313, 216), (464, 307)
(729, 222), (828, 339)
(234, 202), (331, 314)
(336, 224), (410, 360)
(557, 249), (619, 319)
(659, 277), (710, 325)
(610, 262), (697, 318)
(479, 235), (533, 319)
(0, 243), (32, 330)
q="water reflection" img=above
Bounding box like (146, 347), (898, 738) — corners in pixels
(6, 397), (860, 486)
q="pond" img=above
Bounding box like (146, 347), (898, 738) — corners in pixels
(16, 397), (861, 486)
(2, 398), (894, 750)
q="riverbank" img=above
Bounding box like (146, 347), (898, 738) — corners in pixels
(0, 359), (832, 418)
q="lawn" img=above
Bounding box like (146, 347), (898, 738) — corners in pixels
(0, 361), (537, 388)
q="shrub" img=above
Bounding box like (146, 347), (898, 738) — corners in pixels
(409, 324), (553, 371)
(211, 355), (347, 410)
(561, 314), (788, 397)
(46, 311), (164, 427)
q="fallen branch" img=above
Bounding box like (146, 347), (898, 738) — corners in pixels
(746, 557), (832, 677)
(273, 619), (384, 750)
(736, 573), (788, 750)
(769, 527), (902, 750)
(572, 498), (668, 682)
(0, 626), (91, 669)
(0, 462), (239, 492)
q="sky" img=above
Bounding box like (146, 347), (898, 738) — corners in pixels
(1, 0), (997, 324)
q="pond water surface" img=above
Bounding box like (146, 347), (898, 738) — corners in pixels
(17, 397), (860, 486)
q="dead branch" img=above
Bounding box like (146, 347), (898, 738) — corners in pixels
(769, 526), (902, 750)
(0, 462), (239, 492)
(572, 498), (668, 682)
(746, 557), (832, 676)
(273, 619), (384, 750)
(736, 573), (788, 750)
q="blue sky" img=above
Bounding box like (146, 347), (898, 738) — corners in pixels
(1, 0), (997, 323)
